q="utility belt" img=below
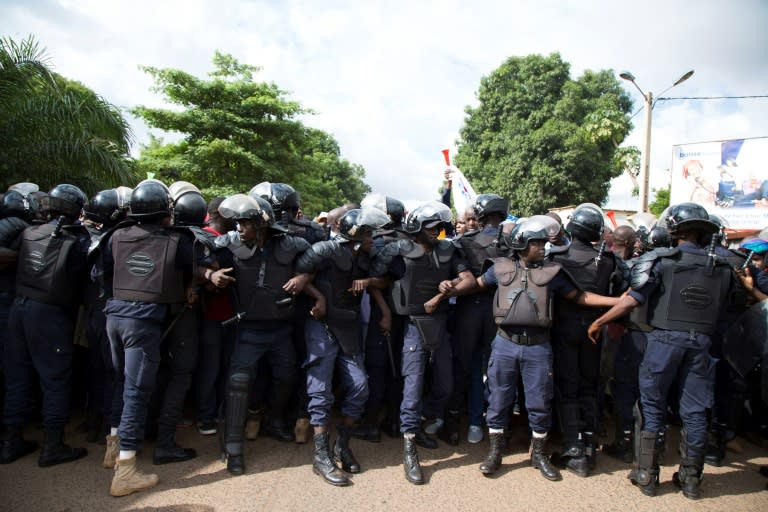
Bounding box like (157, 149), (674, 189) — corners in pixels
(497, 328), (548, 346)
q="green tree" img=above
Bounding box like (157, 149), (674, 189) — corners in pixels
(649, 185), (670, 217)
(454, 53), (633, 216)
(0, 35), (136, 193)
(133, 52), (369, 214)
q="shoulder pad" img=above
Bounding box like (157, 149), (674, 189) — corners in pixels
(0, 216), (29, 247)
(400, 239), (425, 259)
(370, 239), (406, 277)
(296, 240), (345, 273)
(530, 261), (562, 285)
(629, 250), (664, 289)
(275, 234), (311, 264)
(435, 239), (455, 263)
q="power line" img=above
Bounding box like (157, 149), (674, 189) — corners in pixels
(657, 95), (768, 101)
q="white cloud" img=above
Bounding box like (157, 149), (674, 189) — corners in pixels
(2, 0), (767, 214)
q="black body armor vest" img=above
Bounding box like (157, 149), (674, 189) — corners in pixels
(491, 258), (561, 329)
(391, 240), (455, 316)
(456, 230), (501, 277)
(231, 236), (303, 322)
(553, 240), (615, 320)
(16, 223), (84, 306)
(313, 243), (370, 355)
(648, 251), (731, 335)
(112, 224), (185, 304)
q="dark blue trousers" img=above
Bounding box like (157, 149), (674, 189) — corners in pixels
(4, 298), (75, 429)
(613, 329), (647, 432)
(486, 335), (554, 434)
(305, 319), (368, 426)
(639, 330), (716, 459)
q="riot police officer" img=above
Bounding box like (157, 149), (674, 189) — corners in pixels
(105, 180), (209, 497)
(293, 207), (389, 486)
(550, 203), (621, 476)
(588, 203), (734, 500)
(442, 193), (508, 445)
(468, 217), (618, 481)
(82, 188), (130, 444)
(371, 201), (475, 485)
(213, 194), (310, 476)
(355, 194), (408, 441)
(148, 181), (212, 465)
(249, 182), (325, 442)
(2, 184), (90, 467)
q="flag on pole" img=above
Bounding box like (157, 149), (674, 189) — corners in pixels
(441, 149), (476, 215)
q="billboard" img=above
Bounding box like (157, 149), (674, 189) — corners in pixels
(670, 137), (768, 229)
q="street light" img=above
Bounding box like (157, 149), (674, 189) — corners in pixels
(620, 69), (695, 212)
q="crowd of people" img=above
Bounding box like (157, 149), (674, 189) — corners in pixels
(0, 176), (766, 500)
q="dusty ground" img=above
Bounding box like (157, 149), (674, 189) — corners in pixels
(1, 421), (766, 512)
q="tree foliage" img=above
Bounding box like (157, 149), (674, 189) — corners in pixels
(649, 186), (670, 217)
(455, 53), (633, 216)
(0, 35), (136, 194)
(133, 52), (369, 215)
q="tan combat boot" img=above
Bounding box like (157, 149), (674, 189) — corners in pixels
(103, 435), (119, 469)
(110, 456), (159, 497)
(294, 418), (311, 444)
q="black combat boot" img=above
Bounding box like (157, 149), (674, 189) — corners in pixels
(479, 432), (505, 475)
(333, 425), (361, 473)
(37, 428), (87, 467)
(403, 435), (424, 485)
(673, 458), (704, 499)
(352, 420), (381, 443)
(0, 426), (38, 464)
(558, 441), (589, 477)
(153, 428), (197, 465)
(703, 425), (726, 467)
(313, 432), (349, 486)
(413, 429), (438, 449)
(583, 431), (598, 471)
(261, 419), (295, 442)
(438, 410), (460, 447)
(629, 431), (659, 497)
(603, 428), (633, 463)
(530, 435), (561, 481)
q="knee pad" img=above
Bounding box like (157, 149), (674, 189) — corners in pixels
(229, 372), (249, 393)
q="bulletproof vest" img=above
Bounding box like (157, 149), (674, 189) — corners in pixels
(623, 258), (652, 332)
(282, 218), (326, 244)
(0, 216), (28, 248)
(391, 240), (455, 316)
(112, 224), (185, 304)
(553, 240), (615, 318)
(648, 251), (731, 335)
(719, 249), (749, 316)
(492, 258), (561, 329)
(313, 244), (370, 355)
(456, 230), (501, 276)
(16, 223), (83, 306)
(231, 236), (302, 321)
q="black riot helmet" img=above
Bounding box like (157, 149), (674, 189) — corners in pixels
(506, 217), (550, 251)
(173, 192), (207, 227)
(218, 194), (277, 227)
(566, 203), (604, 243)
(129, 180), (171, 220)
(648, 226), (671, 248)
(85, 189), (127, 226)
(360, 193), (406, 228)
(473, 193), (509, 221)
(663, 202), (718, 236)
(8, 182), (39, 197)
(2, 189), (38, 221)
(169, 181), (206, 227)
(48, 184), (87, 220)
(337, 207), (391, 242)
(249, 182), (301, 221)
(404, 201), (452, 234)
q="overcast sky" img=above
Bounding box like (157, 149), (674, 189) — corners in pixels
(2, 0), (767, 213)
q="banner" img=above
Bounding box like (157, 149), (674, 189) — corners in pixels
(441, 149), (477, 215)
(670, 137), (768, 229)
